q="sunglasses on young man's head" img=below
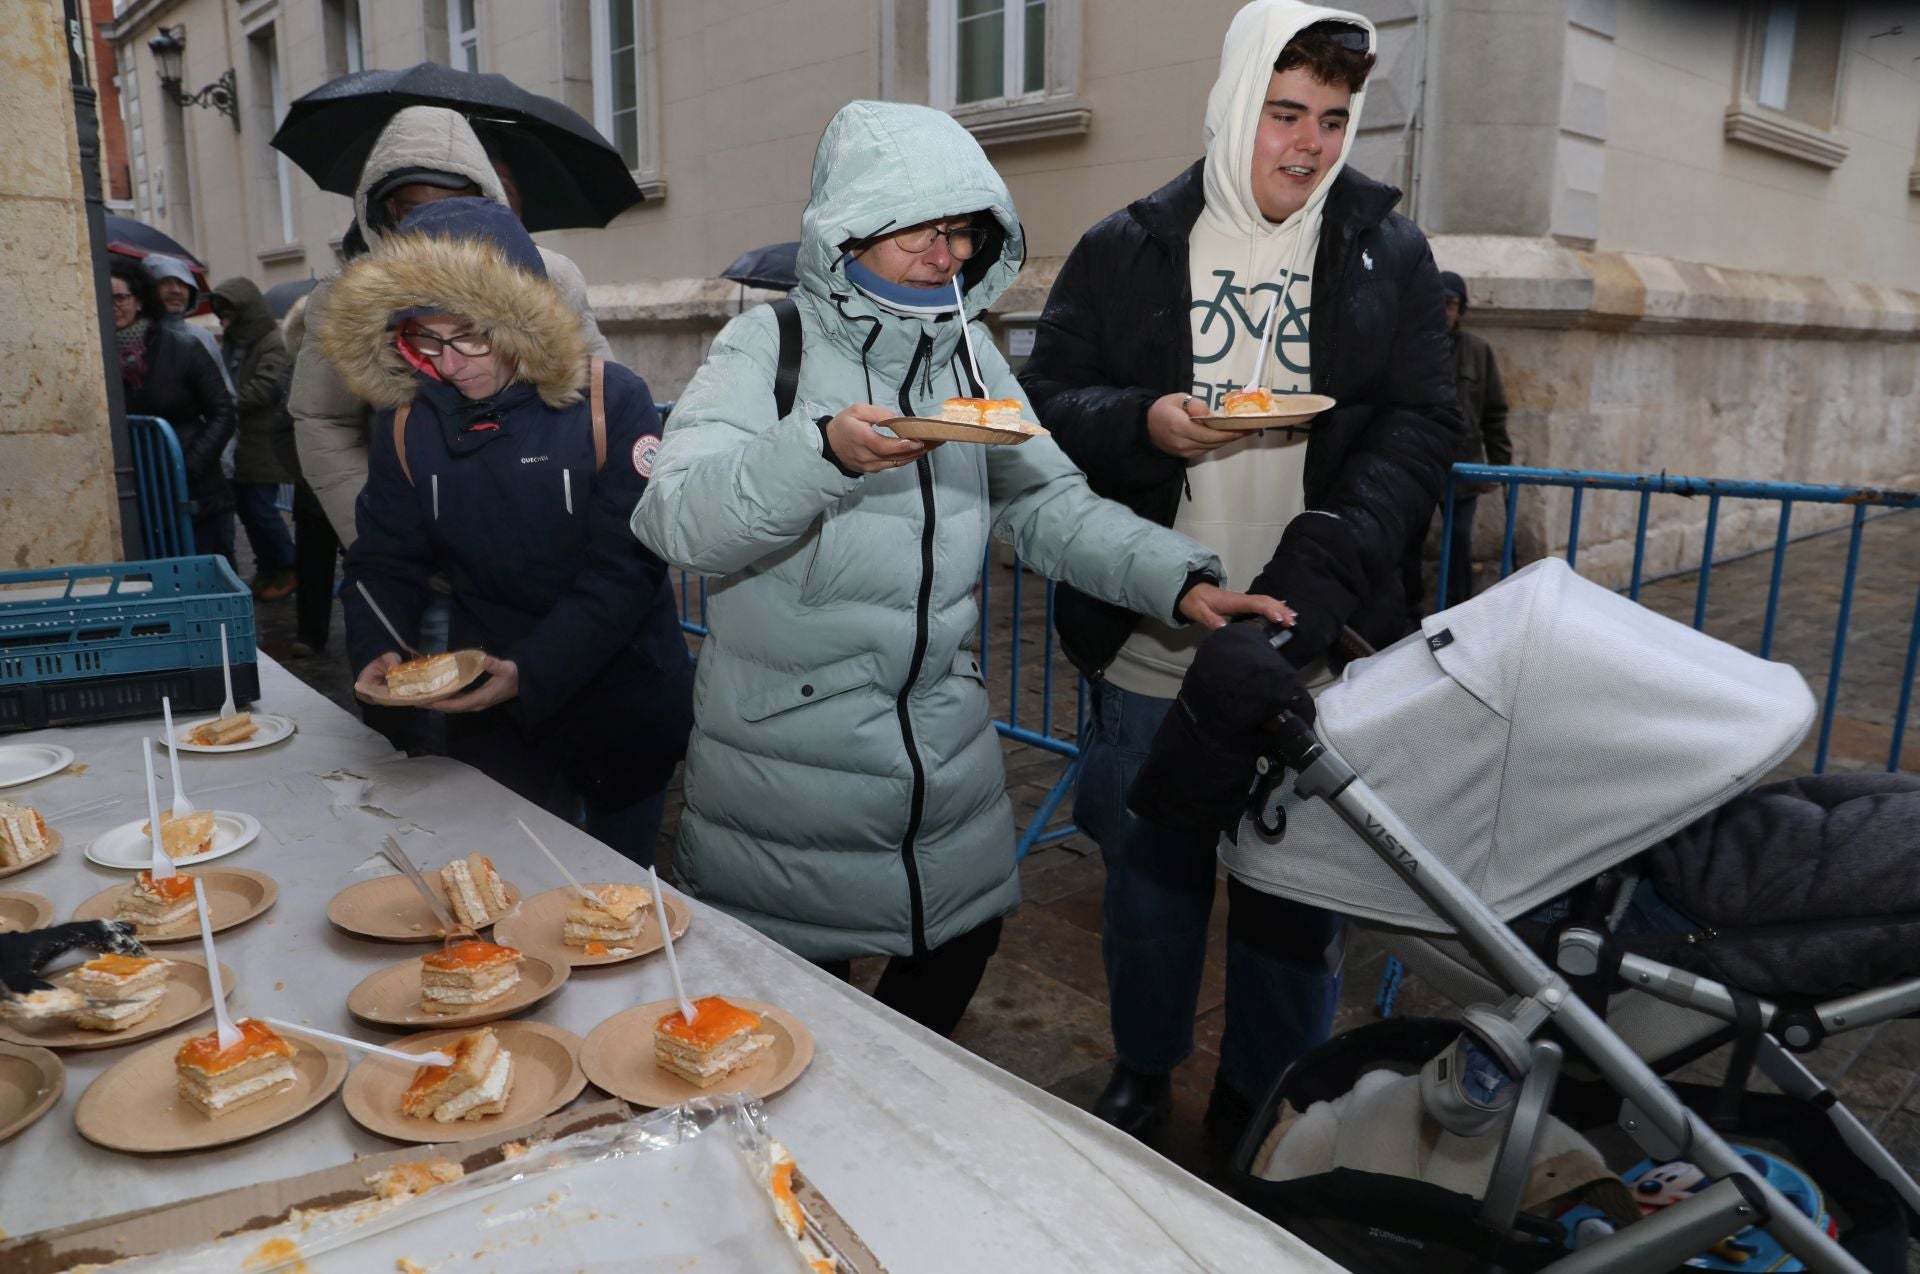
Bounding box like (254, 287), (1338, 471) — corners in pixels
(1314, 23), (1370, 51)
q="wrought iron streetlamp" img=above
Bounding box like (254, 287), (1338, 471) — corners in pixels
(147, 26), (239, 132)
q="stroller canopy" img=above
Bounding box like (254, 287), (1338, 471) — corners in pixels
(1224, 558), (1816, 932)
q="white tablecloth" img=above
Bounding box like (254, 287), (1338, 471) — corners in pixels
(1, 659), (1337, 1271)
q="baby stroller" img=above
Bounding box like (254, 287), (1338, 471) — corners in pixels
(1216, 558), (1919, 1273)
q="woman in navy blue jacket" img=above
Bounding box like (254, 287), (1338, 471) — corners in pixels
(324, 197), (692, 863)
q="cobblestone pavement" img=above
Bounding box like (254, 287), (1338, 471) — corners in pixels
(259, 506), (1920, 1259)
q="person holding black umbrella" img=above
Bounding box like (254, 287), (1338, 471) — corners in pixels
(292, 105), (609, 551)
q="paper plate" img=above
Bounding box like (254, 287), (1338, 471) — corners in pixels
(74, 1029), (348, 1153)
(358, 650), (489, 708)
(347, 952), (567, 1028)
(0, 954), (235, 1051)
(341, 1020), (587, 1143)
(492, 887), (691, 968)
(327, 873), (523, 943)
(881, 416), (1048, 447)
(72, 868), (277, 942)
(0, 829), (62, 880)
(166, 713), (297, 754)
(0, 1042), (63, 1144)
(1197, 393), (1336, 434)
(86, 811), (260, 870)
(0, 744), (74, 790)
(0, 891), (56, 933)
(580, 997), (812, 1108)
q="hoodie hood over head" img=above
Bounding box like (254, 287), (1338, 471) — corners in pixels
(352, 106), (509, 245)
(143, 254), (203, 311)
(210, 276), (275, 348)
(798, 101), (1024, 374)
(317, 196), (584, 410)
(1201, 0), (1374, 238)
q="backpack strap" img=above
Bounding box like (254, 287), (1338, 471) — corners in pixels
(393, 401), (414, 486)
(590, 357), (606, 470)
(771, 297), (802, 418)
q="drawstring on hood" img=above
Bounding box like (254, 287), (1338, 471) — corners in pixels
(1201, 0), (1373, 383)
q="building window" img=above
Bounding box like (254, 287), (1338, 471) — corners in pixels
(448, 0), (479, 72)
(589, 0), (665, 197)
(324, 0), (365, 78)
(120, 64), (150, 217)
(250, 24), (296, 244)
(1724, 0), (1849, 169)
(929, 0), (1088, 146)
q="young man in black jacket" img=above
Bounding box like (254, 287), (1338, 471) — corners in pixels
(1021, 0), (1460, 1145)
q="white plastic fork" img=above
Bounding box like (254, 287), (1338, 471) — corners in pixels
(218, 623), (236, 719)
(261, 1017), (454, 1068)
(162, 698), (193, 820)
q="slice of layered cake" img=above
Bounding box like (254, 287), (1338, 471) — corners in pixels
(399, 1027), (515, 1122)
(175, 1018), (296, 1118)
(419, 941), (522, 1015)
(114, 869), (199, 931)
(140, 810), (217, 859)
(68, 953), (172, 1031)
(188, 713), (256, 746)
(562, 883), (651, 949)
(653, 996), (774, 1089)
(386, 653), (461, 699)
(0, 986), (84, 1023)
(439, 853), (512, 928)
(0, 801), (52, 868)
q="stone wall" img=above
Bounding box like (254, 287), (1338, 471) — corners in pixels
(0, 0), (122, 569)
(600, 235), (1920, 592)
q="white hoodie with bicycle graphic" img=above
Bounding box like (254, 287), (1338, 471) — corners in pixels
(1107, 0), (1373, 700)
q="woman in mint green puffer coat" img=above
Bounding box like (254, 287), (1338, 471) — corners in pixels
(632, 102), (1283, 1033)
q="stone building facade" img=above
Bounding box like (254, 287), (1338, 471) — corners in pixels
(99, 0), (1920, 579)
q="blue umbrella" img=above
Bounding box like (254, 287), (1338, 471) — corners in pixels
(264, 277), (320, 320)
(720, 242), (800, 292)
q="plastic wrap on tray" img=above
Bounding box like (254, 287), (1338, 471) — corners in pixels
(112, 1095), (869, 1272)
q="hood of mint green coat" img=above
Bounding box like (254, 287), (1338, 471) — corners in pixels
(797, 101), (1023, 357)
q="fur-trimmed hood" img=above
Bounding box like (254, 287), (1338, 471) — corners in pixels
(316, 201), (586, 410)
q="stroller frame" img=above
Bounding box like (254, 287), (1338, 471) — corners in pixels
(1275, 713), (1879, 1274)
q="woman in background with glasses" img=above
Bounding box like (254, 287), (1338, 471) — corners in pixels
(325, 197), (692, 865)
(632, 101), (1287, 1035)
(109, 256), (238, 564)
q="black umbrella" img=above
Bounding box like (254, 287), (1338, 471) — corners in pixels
(264, 277), (320, 320)
(270, 63), (643, 233)
(103, 214), (206, 272)
(720, 242), (800, 292)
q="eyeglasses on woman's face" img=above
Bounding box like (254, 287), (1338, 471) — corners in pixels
(888, 220), (987, 261)
(402, 325), (492, 358)
(111, 289), (137, 308)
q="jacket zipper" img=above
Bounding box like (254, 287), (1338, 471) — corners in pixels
(895, 330), (938, 955)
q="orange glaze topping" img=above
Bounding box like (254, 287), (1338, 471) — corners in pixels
(421, 940), (520, 971)
(176, 1019), (292, 1074)
(402, 1031), (491, 1106)
(136, 870), (196, 900)
(583, 941), (609, 956)
(656, 995), (760, 1047)
(82, 953), (164, 977)
(771, 1157), (804, 1232)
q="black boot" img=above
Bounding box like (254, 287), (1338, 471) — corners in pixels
(1092, 1062), (1172, 1139)
(1202, 1077), (1256, 1168)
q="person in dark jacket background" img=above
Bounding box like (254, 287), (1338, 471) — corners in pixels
(1402, 269), (1512, 615)
(326, 198), (692, 865)
(111, 256), (239, 564)
(210, 277), (296, 601)
(1020, 0), (1460, 1149)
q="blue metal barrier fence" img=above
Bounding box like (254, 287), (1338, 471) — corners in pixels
(1439, 464), (1920, 774)
(673, 462), (1920, 871)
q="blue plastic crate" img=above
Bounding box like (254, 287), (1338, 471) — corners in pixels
(0, 557), (259, 731)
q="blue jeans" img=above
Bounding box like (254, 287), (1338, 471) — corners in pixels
(233, 482), (296, 577)
(1076, 679), (1344, 1104)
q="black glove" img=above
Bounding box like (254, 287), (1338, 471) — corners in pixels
(1248, 513), (1370, 668)
(0, 921), (146, 995)
(1127, 620), (1316, 835)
